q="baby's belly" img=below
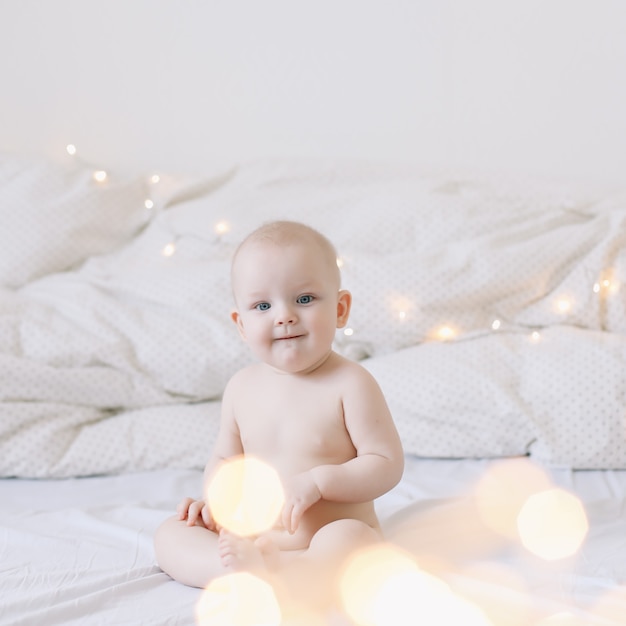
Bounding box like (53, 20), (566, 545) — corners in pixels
(265, 500), (381, 551)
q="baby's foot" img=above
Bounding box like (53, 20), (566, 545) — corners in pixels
(218, 530), (279, 573)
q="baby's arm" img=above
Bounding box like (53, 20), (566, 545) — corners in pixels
(177, 379), (244, 529)
(283, 364), (403, 531)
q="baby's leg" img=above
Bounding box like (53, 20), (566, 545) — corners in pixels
(154, 515), (226, 588)
(279, 519), (381, 610)
(215, 521), (377, 618)
(218, 530), (281, 573)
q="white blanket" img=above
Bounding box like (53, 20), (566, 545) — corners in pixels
(1, 155), (625, 477)
(1, 459), (625, 625)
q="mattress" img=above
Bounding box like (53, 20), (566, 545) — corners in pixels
(1, 456), (625, 625)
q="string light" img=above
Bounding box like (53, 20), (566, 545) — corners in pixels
(389, 296), (414, 325)
(554, 297), (572, 314)
(214, 220), (231, 236)
(593, 269), (620, 296)
(432, 325), (458, 341)
(60, 138), (624, 352)
(162, 242), (176, 257)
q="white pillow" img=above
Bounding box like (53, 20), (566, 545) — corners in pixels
(521, 326), (626, 469)
(364, 326), (626, 469)
(0, 152), (150, 288)
(363, 335), (535, 460)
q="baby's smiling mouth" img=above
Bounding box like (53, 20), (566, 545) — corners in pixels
(275, 334), (304, 341)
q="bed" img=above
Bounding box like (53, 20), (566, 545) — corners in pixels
(1, 151), (625, 625)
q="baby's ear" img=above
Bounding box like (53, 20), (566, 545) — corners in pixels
(336, 290), (352, 328)
(231, 310), (246, 340)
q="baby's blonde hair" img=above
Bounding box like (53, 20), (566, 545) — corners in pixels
(231, 220), (341, 286)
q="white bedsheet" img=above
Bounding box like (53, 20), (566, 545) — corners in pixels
(1, 457), (625, 625)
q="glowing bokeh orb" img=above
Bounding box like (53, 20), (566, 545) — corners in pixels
(339, 543), (492, 626)
(474, 458), (553, 539)
(162, 242), (176, 257)
(93, 170), (108, 182)
(536, 611), (588, 626)
(457, 562), (531, 626)
(206, 455), (285, 537)
(433, 324), (458, 341)
(214, 220), (230, 235)
(554, 297), (573, 314)
(517, 488), (588, 560)
(195, 572), (281, 626)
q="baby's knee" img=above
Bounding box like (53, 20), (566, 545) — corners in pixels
(312, 518), (379, 553)
(153, 516), (179, 561)
(336, 518), (380, 544)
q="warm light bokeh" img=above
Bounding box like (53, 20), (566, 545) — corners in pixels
(195, 572), (281, 626)
(206, 455), (285, 537)
(517, 488), (588, 560)
(93, 170), (108, 182)
(162, 242), (176, 257)
(535, 610), (589, 625)
(340, 543), (492, 626)
(428, 324), (459, 341)
(389, 295), (415, 323)
(553, 296), (573, 315)
(456, 562), (531, 626)
(474, 458), (553, 539)
(214, 220), (231, 235)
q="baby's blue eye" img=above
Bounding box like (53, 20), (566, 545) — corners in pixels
(297, 295), (313, 305)
(255, 302), (271, 311)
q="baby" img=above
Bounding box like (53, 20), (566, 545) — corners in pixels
(154, 220), (404, 610)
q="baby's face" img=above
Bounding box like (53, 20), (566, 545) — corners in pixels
(231, 240), (348, 374)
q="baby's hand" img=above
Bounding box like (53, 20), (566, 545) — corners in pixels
(281, 471), (322, 534)
(176, 497), (218, 531)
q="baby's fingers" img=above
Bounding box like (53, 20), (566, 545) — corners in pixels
(289, 503), (306, 534)
(281, 501), (305, 534)
(176, 497), (196, 520)
(281, 503), (294, 534)
(186, 500), (206, 526)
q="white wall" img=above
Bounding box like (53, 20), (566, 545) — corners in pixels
(1, 0), (625, 186)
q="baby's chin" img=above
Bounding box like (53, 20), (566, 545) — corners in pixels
(266, 349), (333, 376)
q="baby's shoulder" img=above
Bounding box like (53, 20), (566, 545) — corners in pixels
(327, 351), (378, 386)
(224, 363), (265, 391)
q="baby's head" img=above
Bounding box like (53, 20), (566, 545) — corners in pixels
(231, 220), (340, 291)
(230, 220), (351, 373)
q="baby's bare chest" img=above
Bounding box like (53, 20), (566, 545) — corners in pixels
(234, 379), (354, 470)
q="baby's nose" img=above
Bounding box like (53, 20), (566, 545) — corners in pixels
(275, 306), (297, 325)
